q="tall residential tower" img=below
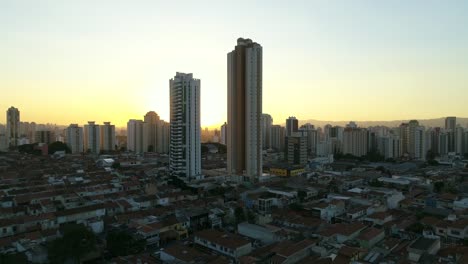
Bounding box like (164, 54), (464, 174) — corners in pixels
(6, 107), (20, 147)
(227, 38), (262, 182)
(169, 72), (201, 180)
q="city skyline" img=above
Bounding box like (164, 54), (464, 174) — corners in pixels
(2, 1), (468, 127)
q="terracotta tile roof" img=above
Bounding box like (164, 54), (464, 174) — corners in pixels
(357, 227), (384, 241)
(195, 229), (250, 250)
(272, 239), (316, 257)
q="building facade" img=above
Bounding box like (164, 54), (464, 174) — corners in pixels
(343, 128), (368, 157)
(169, 72), (201, 180)
(100, 122), (116, 152)
(127, 119), (145, 153)
(227, 38), (263, 181)
(65, 124), (84, 154)
(261, 113), (273, 149)
(84, 121), (101, 154)
(6, 107), (20, 147)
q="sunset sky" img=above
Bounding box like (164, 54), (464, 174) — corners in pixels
(2, 0), (468, 128)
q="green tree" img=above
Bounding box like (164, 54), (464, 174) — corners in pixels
(289, 203), (304, 211)
(246, 210), (256, 224)
(234, 207), (245, 224)
(297, 190), (307, 202)
(406, 222), (424, 234)
(47, 224), (96, 264)
(0, 253), (28, 264)
(18, 143), (41, 155)
(48, 141), (71, 154)
(106, 231), (146, 257)
(434, 182), (444, 193)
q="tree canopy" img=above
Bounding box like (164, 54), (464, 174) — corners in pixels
(47, 224), (96, 264)
(48, 141), (71, 154)
(106, 230), (146, 257)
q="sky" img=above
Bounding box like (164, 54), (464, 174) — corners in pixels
(2, 0), (468, 128)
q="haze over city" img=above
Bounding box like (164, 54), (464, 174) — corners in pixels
(2, 0), (468, 127)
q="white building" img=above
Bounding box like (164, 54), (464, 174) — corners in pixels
(65, 124), (84, 154)
(169, 72), (201, 180)
(261, 113), (273, 149)
(6, 106), (20, 147)
(220, 122), (227, 145)
(270, 125), (285, 151)
(377, 135), (401, 159)
(156, 120), (170, 154)
(127, 119), (145, 153)
(343, 128), (368, 157)
(455, 126), (464, 155)
(100, 122), (116, 152)
(84, 121), (100, 154)
(227, 38), (262, 181)
(300, 123), (318, 155)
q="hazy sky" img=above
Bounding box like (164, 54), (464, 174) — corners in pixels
(2, 0), (468, 127)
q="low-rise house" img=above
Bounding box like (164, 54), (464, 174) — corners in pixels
(336, 246), (367, 263)
(55, 204), (106, 225)
(238, 222), (283, 245)
(407, 237), (440, 263)
(270, 239), (316, 264)
(194, 229), (252, 259)
(160, 243), (229, 264)
(365, 211), (393, 227)
(357, 227), (385, 249)
(309, 200), (345, 222)
(346, 206), (368, 221)
(320, 222), (367, 243)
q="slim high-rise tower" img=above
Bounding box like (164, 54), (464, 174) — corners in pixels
(101, 122), (116, 152)
(286, 116), (299, 137)
(66, 124), (84, 154)
(127, 119), (145, 153)
(227, 38), (262, 182)
(84, 121), (100, 154)
(6, 107), (20, 147)
(169, 72), (201, 180)
(144, 111), (160, 152)
(261, 114), (272, 149)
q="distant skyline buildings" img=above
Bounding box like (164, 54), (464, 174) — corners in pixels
(3, 2), (468, 128)
(227, 38), (262, 181)
(6, 107), (20, 147)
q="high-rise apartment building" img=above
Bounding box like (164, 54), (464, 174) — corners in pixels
(169, 72), (201, 180)
(156, 120), (170, 154)
(261, 114), (273, 149)
(66, 124), (84, 154)
(220, 122), (227, 145)
(270, 125), (285, 152)
(407, 120), (426, 160)
(445, 116), (456, 152)
(455, 126), (465, 155)
(343, 127), (368, 157)
(286, 116), (299, 137)
(377, 135), (401, 159)
(285, 132), (308, 166)
(101, 122), (116, 152)
(84, 121), (100, 154)
(300, 123), (318, 155)
(19, 121), (36, 143)
(227, 38), (263, 181)
(35, 130), (54, 145)
(144, 111), (160, 152)
(127, 119), (145, 153)
(6, 107), (20, 147)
